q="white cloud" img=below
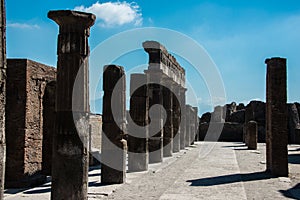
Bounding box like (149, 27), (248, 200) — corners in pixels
(74, 1), (143, 27)
(7, 23), (40, 29)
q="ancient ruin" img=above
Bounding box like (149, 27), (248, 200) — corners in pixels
(143, 41), (187, 163)
(5, 59), (56, 187)
(102, 65), (127, 183)
(0, 4), (299, 199)
(128, 73), (149, 172)
(265, 57), (288, 177)
(48, 10), (95, 199)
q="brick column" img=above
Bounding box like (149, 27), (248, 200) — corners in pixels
(246, 121), (257, 150)
(48, 10), (95, 200)
(179, 87), (186, 149)
(0, 0), (6, 198)
(102, 65), (127, 183)
(172, 84), (180, 153)
(128, 73), (148, 172)
(265, 57), (288, 177)
(162, 78), (173, 157)
(185, 105), (191, 147)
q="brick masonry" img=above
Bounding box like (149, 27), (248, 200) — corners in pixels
(5, 59), (56, 188)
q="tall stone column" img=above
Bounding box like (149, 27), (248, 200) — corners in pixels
(128, 74), (148, 172)
(48, 10), (95, 200)
(146, 70), (164, 163)
(190, 107), (195, 145)
(172, 84), (180, 153)
(185, 105), (191, 147)
(102, 65), (127, 183)
(162, 78), (173, 157)
(265, 57), (288, 177)
(179, 87), (186, 149)
(193, 107), (199, 142)
(0, 0), (6, 198)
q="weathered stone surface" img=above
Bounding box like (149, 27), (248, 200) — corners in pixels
(48, 10), (95, 199)
(162, 79), (173, 157)
(172, 84), (180, 153)
(288, 103), (300, 144)
(179, 87), (186, 150)
(5, 59), (56, 188)
(265, 57), (288, 177)
(246, 121), (257, 150)
(211, 106), (224, 122)
(229, 109), (245, 124)
(0, 1), (5, 197)
(185, 105), (191, 146)
(128, 74), (148, 172)
(102, 65), (127, 183)
(89, 114), (102, 165)
(42, 81), (56, 175)
(199, 122), (243, 142)
(200, 112), (211, 123)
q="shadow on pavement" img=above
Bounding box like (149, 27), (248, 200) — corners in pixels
(280, 183), (300, 199)
(187, 171), (274, 186)
(288, 154), (300, 164)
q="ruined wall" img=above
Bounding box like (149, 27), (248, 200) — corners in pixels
(89, 114), (102, 165)
(5, 59), (56, 188)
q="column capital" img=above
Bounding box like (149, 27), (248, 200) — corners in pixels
(48, 10), (96, 29)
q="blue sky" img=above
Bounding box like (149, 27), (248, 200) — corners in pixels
(6, 0), (300, 114)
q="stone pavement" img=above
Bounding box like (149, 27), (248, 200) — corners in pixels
(4, 142), (300, 200)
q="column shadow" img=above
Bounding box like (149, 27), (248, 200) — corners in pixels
(279, 183), (300, 199)
(187, 171), (274, 186)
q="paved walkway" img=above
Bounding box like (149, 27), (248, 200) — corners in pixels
(4, 142), (300, 199)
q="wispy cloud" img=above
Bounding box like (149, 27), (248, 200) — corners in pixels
(74, 1), (143, 28)
(7, 22), (40, 29)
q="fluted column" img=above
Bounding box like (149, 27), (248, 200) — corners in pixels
(48, 10), (95, 200)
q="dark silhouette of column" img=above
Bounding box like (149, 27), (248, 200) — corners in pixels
(246, 121), (257, 150)
(179, 87), (186, 149)
(193, 107), (199, 142)
(185, 105), (191, 147)
(48, 10), (95, 200)
(265, 57), (288, 177)
(146, 72), (164, 163)
(0, 0), (6, 198)
(102, 65), (127, 183)
(128, 74), (149, 172)
(162, 78), (173, 157)
(172, 84), (180, 153)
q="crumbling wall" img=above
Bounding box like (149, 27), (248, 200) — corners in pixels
(5, 59), (56, 188)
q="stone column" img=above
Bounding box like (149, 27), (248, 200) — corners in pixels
(246, 121), (257, 150)
(193, 107), (199, 142)
(128, 73), (149, 172)
(102, 65), (127, 183)
(179, 87), (186, 149)
(146, 70), (164, 163)
(48, 10), (95, 200)
(172, 84), (180, 153)
(265, 57), (288, 177)
(0, 0), (6, 198)
(162, 78), (173, 157)
(190, 107), (195, 145)
(185, 105), (191, 147)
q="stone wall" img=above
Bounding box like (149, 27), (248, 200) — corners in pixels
(199, 100), (300, 144)
(5, 59), (56, 188)
(89, 114), (102, 165)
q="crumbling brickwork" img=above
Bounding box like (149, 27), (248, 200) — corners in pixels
(5, 59), (56, 188)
